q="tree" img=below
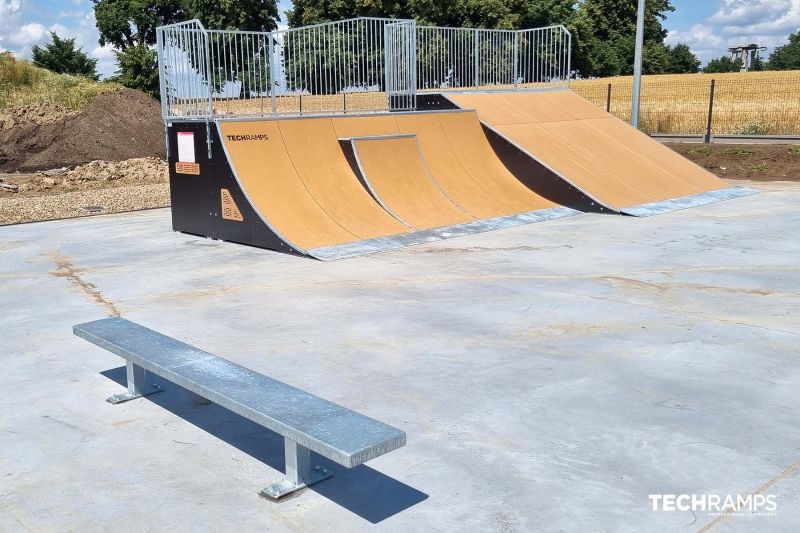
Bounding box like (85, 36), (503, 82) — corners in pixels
(109, 45), (160, 96)
(667, 43), (700, 73)
(704, 55), (742, 73)
(31, 32), (99, 79)
(570, 0), (675, 77)
(94, 0), (279, 97)
(768, 31), (800, 70)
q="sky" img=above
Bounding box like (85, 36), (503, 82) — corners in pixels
(0, 0), (798, 79)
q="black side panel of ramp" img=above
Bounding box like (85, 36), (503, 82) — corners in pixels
(481, 124), (610, 214)
(167, 122), (305, 257)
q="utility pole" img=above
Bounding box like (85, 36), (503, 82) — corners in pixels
(631, 0), (645, 128)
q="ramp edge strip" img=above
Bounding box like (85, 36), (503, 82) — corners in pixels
(307, 206), (581, 261)
(620, 186), (758, 217)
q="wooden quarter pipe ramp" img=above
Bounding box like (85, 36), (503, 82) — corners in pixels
(445, 91), (755, 216)
(184, 111), (579, 260)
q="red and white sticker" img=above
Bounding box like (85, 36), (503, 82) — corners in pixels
(177, 131), (195, 163)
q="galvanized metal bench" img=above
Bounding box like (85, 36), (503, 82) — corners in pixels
(73, 317), (406, 499)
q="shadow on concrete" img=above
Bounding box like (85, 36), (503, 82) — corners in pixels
(101, 366), (428, 523)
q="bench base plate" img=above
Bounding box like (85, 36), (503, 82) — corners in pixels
(106, 384), (166, 404)
(259, 467), (333, 500)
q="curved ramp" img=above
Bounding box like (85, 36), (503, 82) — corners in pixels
(348, 135), (473, 229)
(446, 91), (755, 215)
(216, 111), (579, 260)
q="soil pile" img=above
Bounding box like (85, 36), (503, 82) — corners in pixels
(0, 88), (164, 172)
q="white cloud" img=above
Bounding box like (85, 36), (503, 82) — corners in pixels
(9, 22), (47, 46)
(667, 0), (800, 63)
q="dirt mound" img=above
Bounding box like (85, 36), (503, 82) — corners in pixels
(0, 88), (164, 172)
(0, 103), (77, 130)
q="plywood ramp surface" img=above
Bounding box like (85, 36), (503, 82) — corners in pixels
(394, 113), (525, 219)
(448, 90), (734, 209)
(217, 121), (359, 250)
(352, 136), (473, 229)
(278, 117), (409, 240)
(437, 112), (556, 212)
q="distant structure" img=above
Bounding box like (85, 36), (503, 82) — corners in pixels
(728, 43), (767, 71)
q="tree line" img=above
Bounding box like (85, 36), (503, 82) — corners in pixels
(25, 0), (800, 95)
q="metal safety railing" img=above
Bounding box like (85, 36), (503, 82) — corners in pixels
(156, 18), (571, 120)
(417, 25), (571, 91)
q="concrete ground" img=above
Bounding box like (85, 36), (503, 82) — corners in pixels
(1, 181), (798, 532)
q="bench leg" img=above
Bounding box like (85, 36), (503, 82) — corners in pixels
(106, 362), (166, 404)
(260, 438), (332, 500)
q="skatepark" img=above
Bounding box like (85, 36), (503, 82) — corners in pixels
(1, 14), (799, 533)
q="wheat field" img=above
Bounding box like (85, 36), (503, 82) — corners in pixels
(571, 71), (800, 135)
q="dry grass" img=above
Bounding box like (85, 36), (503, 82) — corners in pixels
(572, 71), (800, 135)
(0, 53), (118, 111)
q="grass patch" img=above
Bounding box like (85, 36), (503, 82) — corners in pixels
(726, 147), (753, 157)
(790, 145), (800, 155)
(689, 146), (712, 156)
(0, 53), (118, 111)
(748, 162), (767, 173)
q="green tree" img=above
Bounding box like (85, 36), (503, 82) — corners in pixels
(109, 45), (160, 96)
(94, 0), (279, 96)
(571, 0), (674, 77)
(704, 55), (742, 73)
(93, 0), (183, 95)
(768, 31), (800, 70)
(666, 43), (700, 73)
(31, 32), (99, 79)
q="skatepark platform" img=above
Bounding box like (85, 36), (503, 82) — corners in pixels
(167, 92), (756, 259)
(3, 180), (799, 531)
(170, 110), (584, 260)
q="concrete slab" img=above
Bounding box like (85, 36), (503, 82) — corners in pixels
(1, 182), (798, 532)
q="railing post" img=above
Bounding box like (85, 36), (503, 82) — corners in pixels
(203, 28), (214, 118)
(269, 31), (278, 114)
(704, 78), (716, 143)
(513, 32), (519, 89)
(606, 83), (612, 113)
(474, 29), (480, 88)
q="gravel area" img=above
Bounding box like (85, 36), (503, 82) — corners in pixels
(0, 183), (169, 225)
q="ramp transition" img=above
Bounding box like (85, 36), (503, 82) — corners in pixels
(445, 91), (755, 215)
(197, 111), (578, 260)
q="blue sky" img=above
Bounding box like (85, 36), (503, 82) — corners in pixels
(1, 0), (798, 78)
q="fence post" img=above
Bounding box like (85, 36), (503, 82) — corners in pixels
(474, 29), (480, 88)
(704, 78), (716, 143)
(606, 83), (612, 113)
(269, 32), (278, 115)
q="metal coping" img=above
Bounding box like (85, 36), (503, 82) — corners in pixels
(307, 206), (582, 261)
(620, 186), (758, 217)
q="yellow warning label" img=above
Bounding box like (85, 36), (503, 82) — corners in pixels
(176, 162), (200, 175)
(220, 189), (243, 221)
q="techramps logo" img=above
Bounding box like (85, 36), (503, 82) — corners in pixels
(649, 493), (778, 518)
(225, 134), (270, 142)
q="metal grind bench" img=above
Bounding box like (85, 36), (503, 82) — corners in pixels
(73, 317), (406, 499)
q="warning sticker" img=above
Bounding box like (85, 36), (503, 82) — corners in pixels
(176, 162), (200, 175)
(177, 131), (195, 163)
(221, 189), (243, 221)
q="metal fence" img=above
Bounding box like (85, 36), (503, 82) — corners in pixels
(156, 18), (571, 120)
(416, 25), (570, 91)
(572, 73), (800, 136)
